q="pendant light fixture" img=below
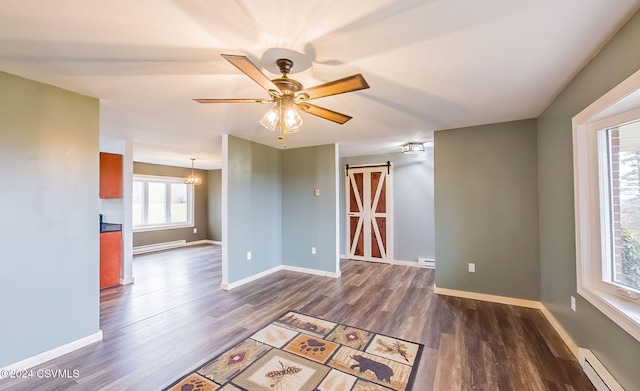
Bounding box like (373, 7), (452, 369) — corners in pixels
(184, 158), (202, 185)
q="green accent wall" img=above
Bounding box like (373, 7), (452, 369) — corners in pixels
(282, 145), (337, 272)
(132, 162), (208, 247)
(224, 137), (339, 284)
(434, 119), (540, 300)
(226, 136), (282, 282)
(0, 71), (100, 367)
(537, 10), (640, 389)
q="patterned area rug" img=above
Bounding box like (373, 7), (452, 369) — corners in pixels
(163, 311), (423, 391)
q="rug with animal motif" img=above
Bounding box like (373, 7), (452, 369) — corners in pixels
(163, 311), (423, 391)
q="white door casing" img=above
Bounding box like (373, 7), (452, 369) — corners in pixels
(346, 164), (393, 263)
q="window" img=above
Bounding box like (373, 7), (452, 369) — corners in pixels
(600, 122), (640, 292)
(132, 175), (194, 231)
(573, 69), (640, 343)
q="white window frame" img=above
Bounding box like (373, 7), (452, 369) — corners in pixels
(133, 174), (194, 232)
(573, 69), (640, 343)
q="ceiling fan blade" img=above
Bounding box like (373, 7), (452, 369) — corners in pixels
(221, 54), (281, 95)
(298, 74), (369, 100)
(193, 98), (271, 104)
(296, 103), (352, 124)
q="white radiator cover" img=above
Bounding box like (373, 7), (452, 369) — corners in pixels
(578, 348), (624, 391)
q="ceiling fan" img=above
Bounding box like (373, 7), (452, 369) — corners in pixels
(194, 54), (369, 145)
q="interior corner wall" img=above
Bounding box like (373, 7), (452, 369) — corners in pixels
(339, 150), (435, 262)
(226, 136), (282, 283)
(282, 144), (337, 273)
(434, 119), (540, 301)
(0, 71), (100, 367)
(132, 162), (208, 246)
(207, 169), (222, 241)
(537, 9), (640, 389)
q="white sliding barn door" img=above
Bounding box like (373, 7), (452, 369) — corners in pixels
(346, 164), (393, 263)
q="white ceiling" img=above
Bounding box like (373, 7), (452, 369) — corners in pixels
(1, 0), (639, 169)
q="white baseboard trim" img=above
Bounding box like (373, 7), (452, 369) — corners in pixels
(221, 266), (282, 291)
(184, 240), (209, 247)
(282, 265), (341, 278)
(392, 259), (422, 268)
(221, 264), (342, 291)
(434, 287), (580, 360)
(0, 331), (103, 377)
(209, 240), (222, 245)
(119, 277), (135, 285)
(540, 304), (579, 358)
(342, 257), (421, 268)
(434, 287), (540, 308)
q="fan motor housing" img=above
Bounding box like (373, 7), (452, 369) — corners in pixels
(272, 77), (303, 95)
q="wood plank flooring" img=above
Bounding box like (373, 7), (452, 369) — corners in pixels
(0, 244), (594, 390)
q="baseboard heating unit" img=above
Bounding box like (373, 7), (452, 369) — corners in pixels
(418, 258), (435, 269)
(578, 348), (623, 391)
(133, 240), (186, 255)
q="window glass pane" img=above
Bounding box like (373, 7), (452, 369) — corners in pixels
(147, 182), (166, 225)
(132, 181), (143, 227)
(611, 120), (640, 290)
(170, 183), (188, 223)
(132, 176), (193, 230)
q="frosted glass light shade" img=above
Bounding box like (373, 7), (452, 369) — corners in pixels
(283, 107), (303, 133)
(259, 108), (279, 131)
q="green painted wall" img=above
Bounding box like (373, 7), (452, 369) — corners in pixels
(224, 137), (339, 283)
(434, 119), (540, 300)
(282, 145), (337, 273)
(0, 72), (100, 367)
(226, 136), (282, 282)
(132, 162), (208, 247)
(207, 169), (222, 242)
(537, 10), (640, 389)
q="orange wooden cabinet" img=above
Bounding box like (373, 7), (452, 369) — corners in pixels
(100, 231), (122, 288)
(100, 152), (123, 199)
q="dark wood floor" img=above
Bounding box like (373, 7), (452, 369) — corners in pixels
(0, 244), (594, 390)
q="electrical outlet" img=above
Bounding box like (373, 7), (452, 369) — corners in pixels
(193, 228), (197, 234)
(247, 251), (252, 261)
(314, 188), (320, 196)
(312, 247), (316, 255)
(468, 263), (475, 273)
(571, 296), (576, 312)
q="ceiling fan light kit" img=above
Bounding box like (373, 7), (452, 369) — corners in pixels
(194, 53), (369, 146)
